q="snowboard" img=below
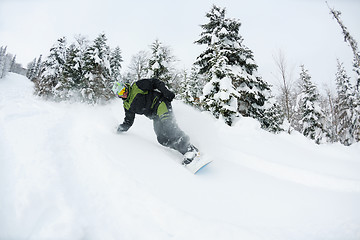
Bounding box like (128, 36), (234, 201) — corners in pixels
(184, 153), (213, 174)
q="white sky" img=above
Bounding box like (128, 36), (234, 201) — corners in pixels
(1, 0), (359, 91)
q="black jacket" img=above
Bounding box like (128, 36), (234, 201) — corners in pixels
(119, 78), (175, 131)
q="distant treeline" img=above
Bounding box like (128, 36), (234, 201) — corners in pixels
(0, 46), (27, 78)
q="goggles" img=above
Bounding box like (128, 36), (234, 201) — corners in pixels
(112, 82), (127, 98)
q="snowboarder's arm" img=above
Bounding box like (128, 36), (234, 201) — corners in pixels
(137, 78), (175, 101)
(118, 109), (135, 132)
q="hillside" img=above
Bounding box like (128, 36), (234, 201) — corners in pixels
(1, 73), (360, 240)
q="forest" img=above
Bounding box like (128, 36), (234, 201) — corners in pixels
(1, 5), (359, 146)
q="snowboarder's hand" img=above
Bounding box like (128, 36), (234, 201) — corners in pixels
(163, 90), (175, 102)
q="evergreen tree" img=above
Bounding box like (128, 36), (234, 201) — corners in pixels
(0, 46), (7, 78)
(35, 37), (67, 98)
(61, 35), (89, 98)
(334, 60), (359, 145)
(26, 58), (37, 80)
(82, 33), (112, 103)
(328, 4), (360, 144)
(26, 55), (43, 82)
(261, 101), (284, 133)
(180, 66), (204, 107)
(9, 55), (16, 73)
(0, 47), (14, 79)
(195, 5), (279, 129)
(200, 43), (239, 125)
(179, 69), (189, 103)
(34, 55), (43, 79)
(147, 39), (175, 87)
(290, 81), (306, 133)
(354, 91), (360, 143)
(56, 43), (80, 100)
(110, 46), (123, 82)
(328, 3), (360, 91)
(297, 65), (327, 144)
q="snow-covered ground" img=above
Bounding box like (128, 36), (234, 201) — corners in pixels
(1, 73), (360, 240)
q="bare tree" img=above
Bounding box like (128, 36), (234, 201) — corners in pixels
(272, 50), (295, 131)
(127, 50), (149, 82)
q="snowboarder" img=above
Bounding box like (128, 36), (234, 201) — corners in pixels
(112, 78), (199, 165)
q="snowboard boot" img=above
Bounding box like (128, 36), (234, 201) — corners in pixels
(182, 145), (200, 165)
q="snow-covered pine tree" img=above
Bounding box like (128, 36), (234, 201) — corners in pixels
(179, 69), (189, 103)
(26, 58), (37, 80)
(334, 60), (359, 145)
(195, 5), (279, 129)
(3, 55), (13, 79)
(82, 33), (112, 103)
(0, 46), (9, 79)
(9, 55), (16, 73)
(60, 35), (90, 100)
(327, 4), (360, 144)
(261, 101), (284, 133)
(200, 43), (239, 125)
(354, 92), (360, 143)
(56, 43), (80, 100)
(0, 46), (6, 78)
(110, 46), (123, 82)
(297, 65), (327, 144)
(26, 55), (43, 86)
(147, 39), (175, 88)
(34, 55), (43, 79)
(35, 37), (67, 98)
(180, 66), (204, 107)
(328, 3), (360, 91)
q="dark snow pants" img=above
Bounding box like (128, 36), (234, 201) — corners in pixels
(153, 101), (191, 155)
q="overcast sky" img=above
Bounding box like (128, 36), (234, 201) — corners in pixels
(1, 0), (359, 91)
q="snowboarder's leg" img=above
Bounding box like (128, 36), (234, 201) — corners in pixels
(153, 101), (197, 156)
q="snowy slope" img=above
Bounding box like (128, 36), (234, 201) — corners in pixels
(1, 73), (360, 240)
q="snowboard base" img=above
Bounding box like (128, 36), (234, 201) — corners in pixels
(184, 154), (213, 174)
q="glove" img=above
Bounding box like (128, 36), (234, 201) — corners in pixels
(163, 89), (175, 102)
